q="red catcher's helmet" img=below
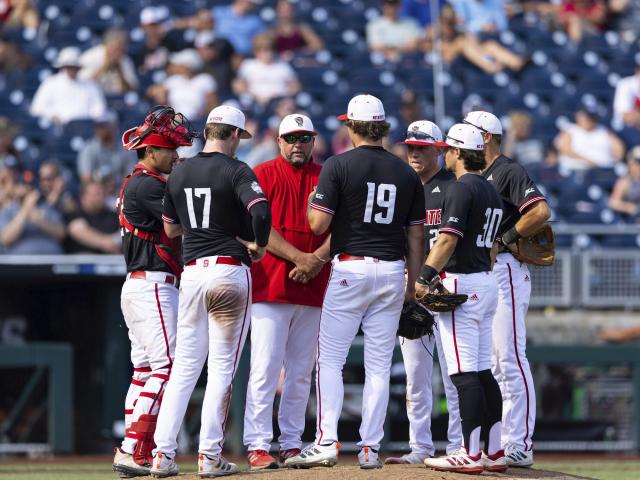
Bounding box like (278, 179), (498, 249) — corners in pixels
(122, 105), (198, 151)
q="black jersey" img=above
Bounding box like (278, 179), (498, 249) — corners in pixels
(162, 153), (269, 266)
(423, 168), (456, 256)
(439, 173), (503, 274)
(310, 145), (425, 261)
(121, 173), (172, 273)
(483, 155), (545, 234)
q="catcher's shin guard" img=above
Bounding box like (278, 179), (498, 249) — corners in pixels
(132, 414), (157, 466)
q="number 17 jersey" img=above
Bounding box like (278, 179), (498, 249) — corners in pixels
(310, 145), (425, 261)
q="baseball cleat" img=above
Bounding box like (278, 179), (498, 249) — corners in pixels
(482, 449), (508, 472)
(424, 448), (484, 474)
(385, 452), (430, 464)
(358, 446), (383, 469)
(283, 442), (339, 468)
(505, 446), (534, 467)
(247, 450), (278, 470)
(150, 451), (179, 478)
(112, 447), (150, 477)
(278, 448), (301, 465)
(198, 453), (238, 477)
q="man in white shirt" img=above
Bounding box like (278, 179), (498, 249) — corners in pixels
(30, 47), (107, 125)
(613, 63), (640, 130)
(366, 0), (422, 62)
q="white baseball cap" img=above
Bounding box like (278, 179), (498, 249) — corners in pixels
(463, 111), (503, 135)
(401, 120), (448, 147)
(140, 6), (170, 25)
(445, 124), (485, 151)
(337, 94), (386, 122)
(206, 105), (252, 139)
(54, 47), (81, 68)
(279, 114), (316, 137)
(169, 49), (203, 70)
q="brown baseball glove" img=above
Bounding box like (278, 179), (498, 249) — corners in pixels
(416, 283), (468, 312)
(508, 223), (555, 266)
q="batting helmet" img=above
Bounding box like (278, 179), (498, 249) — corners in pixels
(122, 105), (198, 151)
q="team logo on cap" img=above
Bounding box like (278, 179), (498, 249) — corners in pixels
(411, 125), (420, 131)
(294, 116), (304, 127)
(251, 181), (264, 194)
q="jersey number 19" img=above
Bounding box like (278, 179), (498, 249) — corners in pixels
(364, 183), (396, 224)
(477, 208), (503, 248)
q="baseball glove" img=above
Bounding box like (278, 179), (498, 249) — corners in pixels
(416, 283), (468, 312)
(508, 223), (555, 266)
(398, 301), (436, 340)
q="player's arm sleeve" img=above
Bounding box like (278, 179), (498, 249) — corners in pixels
(160, 179), (179, 225)
(233, 164), (271, 247)
(309, 156), (339, 216)
(507, 163), (546, 213)
(439, 182), (471, 238)
(134, 176), (168, 222)
(407, 174), (426, 226)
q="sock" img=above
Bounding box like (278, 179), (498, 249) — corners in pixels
(450, 371), (485, 457)
(479, 369), (503, 455)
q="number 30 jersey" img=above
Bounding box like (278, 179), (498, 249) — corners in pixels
(310, 145), (425, 261)
(439, 173), (503, 274)
(162, 153), (268, 265)
(423, 168), (456, 257)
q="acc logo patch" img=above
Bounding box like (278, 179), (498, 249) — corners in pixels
(251, 181), (264, 194)
(448, 216), (459, 223)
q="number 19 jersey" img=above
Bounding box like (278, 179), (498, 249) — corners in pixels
(310, 145), (425, 261)
(439, 173), (503, 273)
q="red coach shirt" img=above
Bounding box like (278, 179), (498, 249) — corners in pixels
(251, 156), (330, 307)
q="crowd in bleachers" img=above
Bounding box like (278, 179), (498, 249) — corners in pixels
(0, 0), (640, 255)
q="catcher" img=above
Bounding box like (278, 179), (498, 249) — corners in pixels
(113, 106), (196, 477)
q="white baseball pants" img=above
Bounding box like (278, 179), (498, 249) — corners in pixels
(244, 302), (321, 451)
(492, 253), (535, 451)
(315, 257), (405, 451)
(154, 258), (251, 458)
(120, 272), (178, 454)
(438, 272), (498, 375)
(400, 323), (462, 456)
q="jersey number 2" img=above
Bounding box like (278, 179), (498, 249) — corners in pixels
(364, 183), (396, 224)
(184, 188), (211, 228)
(476, 208), (503, 248)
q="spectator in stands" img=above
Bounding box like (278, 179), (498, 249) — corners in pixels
(609, 146), (640, 219)
(80, 29), (138, 95)
(77, 111), (135, 190)
(233, 33), (300, 105)
(609, 0), (640, 43)
(147, 49), (218, 120)
(0, 36), (30, 72)
(331, 125), (353, 155)
(2, 0), (39, 34)
(134, 6), (179, 74)
(366, 0), (422, 62)
(67, 181), (120, 254)
(559, 0), (607, 43)
(502, 111), (546, 166)
(613, 61), (640, 146)
(400, 0), (446, 27)
(0, 165), (65, 254)
(449, 0), (508, 34)
(0, 117), (20, 171)
(38, 160), (77, 217)
(554, 107), (625, 172)
(195, 31), (235, 96)
(30, 47), (107, 125)
(211, 0), (265, 57)
(269, 0), (324, 58)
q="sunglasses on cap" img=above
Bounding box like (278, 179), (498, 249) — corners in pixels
(462, 119), (489, 133)
(281, 133), (313, 144)
(405, 131), (438, 142)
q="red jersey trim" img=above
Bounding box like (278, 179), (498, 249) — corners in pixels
(162, 214), (177, 224)
(310, 202), (335, 215)
(246, 197), (268, 210)
(519, 196), (545, 213)
(408, 219), (426, 225)
(440, 227), (464, 238)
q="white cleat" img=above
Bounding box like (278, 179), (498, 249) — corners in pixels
(505, 446), (534, 467)
(284, 442), (339, 468)
(198, 453), (238, 477)
(112, 447), (150, 477)
(385, 451), (430, 464)
(424, 448), (484, 475)
(150, 452), (179, 478)
(358, 446), (383, 469)
(482, 450), (508, 472)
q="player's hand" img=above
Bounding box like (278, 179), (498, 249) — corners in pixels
(289, 267), (309, 284)
(294, 252), (324, 281)
(414, 282), (429, 300)
(236, 237), (266, 262)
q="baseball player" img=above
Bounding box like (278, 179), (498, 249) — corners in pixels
(385, 120), (462, 465)
(417, 123), (506, 474)
(465, 111), (550, 467)
(285, 94), (426, 470)
(112, 106), (195, 478)
(243, 114), (331, 469)
(150, 105), (271, 478)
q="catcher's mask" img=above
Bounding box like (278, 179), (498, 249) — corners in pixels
(122, 105), (198, 151)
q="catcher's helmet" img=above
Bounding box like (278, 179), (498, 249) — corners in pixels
(122, 105), (198, 151)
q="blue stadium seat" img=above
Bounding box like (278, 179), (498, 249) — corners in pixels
(598, 235), (639, 248)
(583, 167), (619, 192)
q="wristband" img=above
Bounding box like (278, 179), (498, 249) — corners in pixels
(417, 265), (439, 286)
(501, 226), (521, 245)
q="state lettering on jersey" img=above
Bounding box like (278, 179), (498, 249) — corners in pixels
(425, 209), (442, 226)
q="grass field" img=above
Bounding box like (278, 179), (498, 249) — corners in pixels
(1, 458), (639, 480)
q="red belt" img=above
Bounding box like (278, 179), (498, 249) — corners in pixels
(337, 254), (366, 262)
(185, 256), (242, 267)
(130, 271), (176, 286)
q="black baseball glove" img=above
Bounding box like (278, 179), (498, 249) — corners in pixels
(398, 301), (436, 340)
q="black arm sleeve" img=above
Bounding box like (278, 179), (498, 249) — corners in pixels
(249, 201), (271, 247)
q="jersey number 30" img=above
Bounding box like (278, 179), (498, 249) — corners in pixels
(184, 187), (211, 228)
(477, 208), (503, 248)
(364, 183), (396, 224)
